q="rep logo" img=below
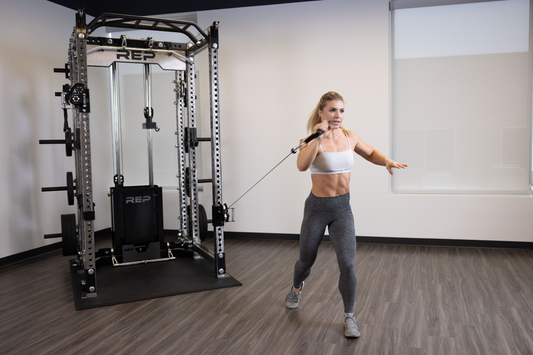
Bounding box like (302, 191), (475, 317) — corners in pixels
(126, 196), (151, 204)
(116, 50), (156, 61)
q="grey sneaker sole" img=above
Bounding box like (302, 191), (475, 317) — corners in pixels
(344, 326), (361, 338)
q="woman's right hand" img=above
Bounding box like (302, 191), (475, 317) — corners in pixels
(297, 121), (331, 171)
(313, 120), (331, 140)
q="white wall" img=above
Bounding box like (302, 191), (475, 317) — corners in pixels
(196, 0), (533, 242)
(1, 0), (532, 259)
(0, 0), (112, 258)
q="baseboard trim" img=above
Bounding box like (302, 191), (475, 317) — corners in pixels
(224, 231), (533, 250)
(2, 229), (531, 268)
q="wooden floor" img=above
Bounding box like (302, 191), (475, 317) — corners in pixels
(1, 238), (533, 355)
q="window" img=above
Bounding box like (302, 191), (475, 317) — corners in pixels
(390, 0), (532, 193)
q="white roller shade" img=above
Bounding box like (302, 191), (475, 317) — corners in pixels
(391, 0), (532, 193)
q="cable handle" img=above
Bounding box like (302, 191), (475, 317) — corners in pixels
(304, 129), (324, 144)
(301, 120), (332, 146)
(291, 129), (325, 154)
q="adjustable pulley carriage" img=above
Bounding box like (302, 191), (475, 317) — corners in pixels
(40, 9), (232, 299)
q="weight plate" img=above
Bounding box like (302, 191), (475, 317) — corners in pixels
(198, 204), (208, 241)
(61, 214), (77, 256)
(187, 204), (209, 241)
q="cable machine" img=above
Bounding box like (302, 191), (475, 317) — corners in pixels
(40, 9), (231, 299)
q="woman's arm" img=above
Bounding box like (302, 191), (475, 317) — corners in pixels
(351, 131), (407, 175)
(297, 139), (321, 171)
(297, 121), (331, 171)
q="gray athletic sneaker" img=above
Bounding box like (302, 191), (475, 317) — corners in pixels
(343, 314), (360, 338)
(284, 282), (304, 309)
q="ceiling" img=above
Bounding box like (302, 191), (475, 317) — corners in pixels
(47, 0), (319, 17)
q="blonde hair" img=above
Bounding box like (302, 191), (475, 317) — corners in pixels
(306, 91), (347, 133)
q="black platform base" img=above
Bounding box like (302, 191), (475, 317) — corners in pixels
(70, 256), (242, 311)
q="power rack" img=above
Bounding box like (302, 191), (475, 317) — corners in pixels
(40, 9), (231, 299)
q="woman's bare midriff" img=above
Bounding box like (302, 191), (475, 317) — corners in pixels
(310, 172), (351, 197)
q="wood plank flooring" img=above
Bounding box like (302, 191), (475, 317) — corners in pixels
(1, 238), (533, 355)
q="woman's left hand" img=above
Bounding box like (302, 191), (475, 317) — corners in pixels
(385, 160), (408, 175)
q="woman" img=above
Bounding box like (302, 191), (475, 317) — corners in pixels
(284, 91), (407, 338)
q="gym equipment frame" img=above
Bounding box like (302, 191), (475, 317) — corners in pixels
(40, 9), (231, 299)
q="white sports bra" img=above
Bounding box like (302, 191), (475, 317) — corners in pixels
(309, 132), (354, 175)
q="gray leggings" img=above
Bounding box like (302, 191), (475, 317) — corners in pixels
(292, 192), (357, 313)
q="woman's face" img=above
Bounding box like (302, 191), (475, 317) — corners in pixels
(319, 100), (345, 128)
